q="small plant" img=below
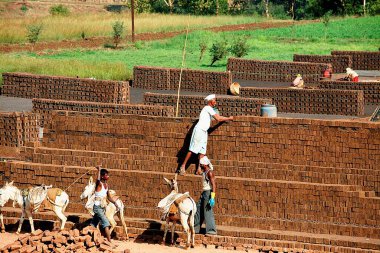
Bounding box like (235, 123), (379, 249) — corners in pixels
(112, 21), (124, 48)
(322, 10), (332, 40)
(20, 4), (28, 13)
(209, 41), (228, 66)
(81, 31), (86, 40)
(229, 37), (249, 58)
(199, 40), (207, 62)
(26, 24), (43, 44)
(49, 4), (70, 16)
(103, 43), (116, 49)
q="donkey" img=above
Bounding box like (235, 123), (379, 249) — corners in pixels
(80, 177), (128, 239)
(0, 181), (69, 233)
(158, 174), (196, 248)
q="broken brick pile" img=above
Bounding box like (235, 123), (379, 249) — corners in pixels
(2, 73), (129, 104)
(0, 226), (130, 253)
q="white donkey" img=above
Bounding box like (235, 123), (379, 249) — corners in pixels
(158, 174), (197, 248)
(0, 181), (69, 233)
(80, 177), (128, 239)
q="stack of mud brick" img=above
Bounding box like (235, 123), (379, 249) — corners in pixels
(293, 54), (352, 73)
(133, 66), (232, 94)
(331, 51), (380, 70)
(318, 80), (380, 105)
(143, 92), (272, 118)
(240, 87), (364, 116)
(1, 72), (129, 103)
(227, 58), (329, 82)
(32, 98), (175, 126)
(0, 112), (40, 147)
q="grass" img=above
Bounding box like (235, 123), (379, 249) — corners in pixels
(0, 16), (379, 85)
(0, 13), (266, 44)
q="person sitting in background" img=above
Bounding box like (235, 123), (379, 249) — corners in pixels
(323, 64), (332, 79)
(290, 74), (304, 89)
(346, 68), (359, 82)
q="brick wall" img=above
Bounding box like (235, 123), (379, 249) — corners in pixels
(0, 112), (40, 147)
(318, 80), (380, 105)
(331, 51), (380, 70)
(293, 54), (352, 73)
(1, 161), (379, 239)
(133, 66), (232, 94)
(227, 58), (330, 83)
(240, 87), (364, 116)
(32, 98), (175, 126)
(2, 72), (129, 103)
(143, 92), (271, 118)
(42, 111), (380, 170)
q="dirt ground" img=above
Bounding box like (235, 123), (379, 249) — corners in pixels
(0, 233), (248, 253)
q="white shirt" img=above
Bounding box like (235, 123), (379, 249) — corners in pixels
(196, 105), (216, 131)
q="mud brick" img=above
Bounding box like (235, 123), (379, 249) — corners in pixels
(9, 242), (22, 251)
(99, 243), (112, 252)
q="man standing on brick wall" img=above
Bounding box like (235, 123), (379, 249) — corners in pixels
(92, 166), (121, 243)
(178, 94), (233, 175)
(194, 156), (217, 235)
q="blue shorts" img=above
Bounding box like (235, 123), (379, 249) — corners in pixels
(91, 205), (110, 229)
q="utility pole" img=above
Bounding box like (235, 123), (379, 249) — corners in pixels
(131, 0), (135, 42)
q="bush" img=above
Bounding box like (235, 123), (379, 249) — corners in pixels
(199, 40), (208, 61)
(209, 41), (228, 66)
(20, 4), (28, 13)
(229, 37), (249, 58)
(112, 21), (124, 48)
(49, 4), (70, 16)
(26, 24), (43, 44)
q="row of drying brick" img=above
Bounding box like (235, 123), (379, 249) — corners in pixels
(143, 92), (271, 117)
(293, 54), (352, 73)
(133, 66), (232, 94)
(318, 80), (380, 104)
(2, 72), (129, 103)
(32, 98), (175, 126)
(239, 87), (365, 116)
(0, 112), (40, 147)
(1, 161), (379, 239)
(227, 58), (329, 83)
(331, 51), (380, 70)
(41, 111), (380, 170)
(1, 208), (378, 253)
(20, 145), (380, 194)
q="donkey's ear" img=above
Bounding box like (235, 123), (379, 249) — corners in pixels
(9, 181), (14, 186)
(89, 177), (93, 184)
(174, 173), (178, 181)
(163, 177), (171, 185)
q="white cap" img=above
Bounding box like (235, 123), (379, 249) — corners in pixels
(346, 68), (353, 74)
(205, 94), (216, 101)
(200, 156), (213, 170)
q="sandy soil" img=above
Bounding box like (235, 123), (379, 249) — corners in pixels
(0, 232), (248, 253)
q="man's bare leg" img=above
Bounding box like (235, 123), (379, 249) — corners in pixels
(195, 154), (205, 175)
(179, 151), (193, 175)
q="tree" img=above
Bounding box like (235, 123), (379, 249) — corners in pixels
(209, 41), (228, 66)
(112, 21), (124, 48)
(163, 0), (174, 13)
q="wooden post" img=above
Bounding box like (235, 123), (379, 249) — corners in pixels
(131, 0), (135, 42)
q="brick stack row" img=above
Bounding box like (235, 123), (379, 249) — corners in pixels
(1, 161), (379, 240)
(143, 92), (272, 118)
(133, 66), (232, 94)
(227, 58), (330, 83)
(318, 80), (380, 105)
(331, 51), (380, 70)
(32, 98), (175, 126)
(1, 72), (129, 103)
(293, 54), (352, 73)
(240, 87), (365, 116)
(0, 112), (40, 147)
(41, 111), (379, 170)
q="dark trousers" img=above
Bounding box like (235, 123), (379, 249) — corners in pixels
(194, 190), (217, 234)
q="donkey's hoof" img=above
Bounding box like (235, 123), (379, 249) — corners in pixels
(1, 229), (5, 233)
(16, 231), (20, 235)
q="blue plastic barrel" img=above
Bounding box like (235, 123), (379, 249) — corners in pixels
(261, 104), (277, 117)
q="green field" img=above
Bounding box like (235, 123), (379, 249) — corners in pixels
(1, 16), (379, 84)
